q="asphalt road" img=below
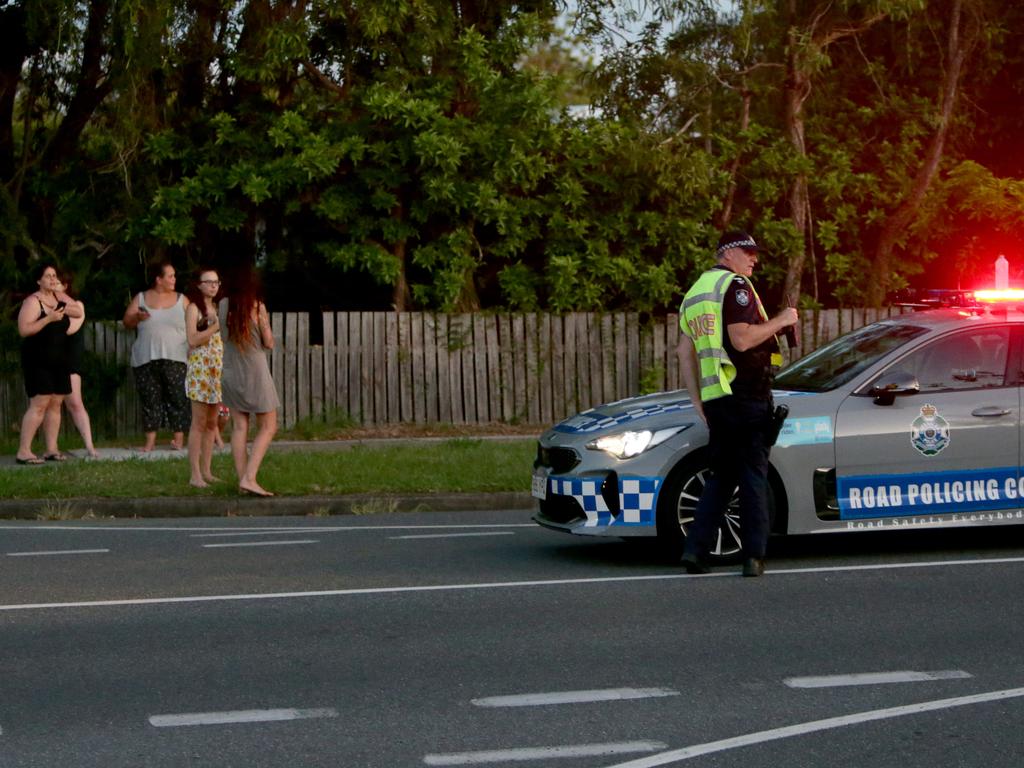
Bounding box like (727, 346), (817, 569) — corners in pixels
(2, 510), (1024, 767)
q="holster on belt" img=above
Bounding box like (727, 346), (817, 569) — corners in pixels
(767, 403), (790, 447)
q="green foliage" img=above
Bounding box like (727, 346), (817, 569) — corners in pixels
(639, 362), (666, 395)
(0, 0), (1021, 325)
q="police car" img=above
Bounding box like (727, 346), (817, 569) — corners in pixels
(532, 296), (1024, 562)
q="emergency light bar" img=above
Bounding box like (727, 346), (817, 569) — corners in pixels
(974, 289), (1024, 302)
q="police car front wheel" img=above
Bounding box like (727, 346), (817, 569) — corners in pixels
(656, 454), (750, 565)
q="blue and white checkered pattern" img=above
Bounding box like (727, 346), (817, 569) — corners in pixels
(549, 475), (661, 527)
(554, 403), (693, 434)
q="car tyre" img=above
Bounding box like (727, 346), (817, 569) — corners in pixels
(656, 455), (773, 566)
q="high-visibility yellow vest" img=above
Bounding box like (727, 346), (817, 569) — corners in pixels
(680, 269), (781, 402)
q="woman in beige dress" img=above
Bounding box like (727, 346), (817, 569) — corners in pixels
(219, 265), (280, 496)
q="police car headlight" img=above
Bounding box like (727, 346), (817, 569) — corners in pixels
(586, 425), (689, 459)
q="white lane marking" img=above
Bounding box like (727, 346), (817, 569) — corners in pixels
(605, 686), (1024, 768)
(424, 740), (667, 765)
(149, 707), (337, 727)
(0, 524), (535, 534)
(472, 688), (679, 708)
(785, 670), (973, 688)
(2, 555), (1024, 612)
(391, 532), (515, 540)
(192, 529), (335, 537)
(7, 549), (110, 557)
(201, 540), (319, 549)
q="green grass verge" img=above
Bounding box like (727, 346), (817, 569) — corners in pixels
(0, 439), (538, 499)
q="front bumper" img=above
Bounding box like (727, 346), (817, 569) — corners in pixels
(532, 471), (662, 537)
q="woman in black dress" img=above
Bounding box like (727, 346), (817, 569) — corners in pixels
(15, 263), (83, 464)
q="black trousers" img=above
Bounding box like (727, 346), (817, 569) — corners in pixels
(133, 360), (191, 433)
(685, 394), (773, 559)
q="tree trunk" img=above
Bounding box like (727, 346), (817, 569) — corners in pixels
(867, 0), (968, 307)
(0, 4), (29, 183)
(392, 238), (410, 312)
(781, 9), (810, 308)
(177, 0), (222, 118)
(40, 0), (114, 175)
(716, 86), (751, 232)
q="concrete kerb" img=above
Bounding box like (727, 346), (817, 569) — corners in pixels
(0, 492), (535, 521)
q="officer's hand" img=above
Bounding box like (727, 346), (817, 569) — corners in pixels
(776, 306), (798, 327)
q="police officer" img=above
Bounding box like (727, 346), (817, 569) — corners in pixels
(677, 231), (798, 577)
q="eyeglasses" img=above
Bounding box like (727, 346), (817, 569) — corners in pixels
(199, 280), (221, 285)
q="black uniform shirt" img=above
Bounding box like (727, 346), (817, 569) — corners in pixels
(716, 267), (779, 399)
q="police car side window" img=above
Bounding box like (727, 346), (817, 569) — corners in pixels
(896, 328), (1009, 391)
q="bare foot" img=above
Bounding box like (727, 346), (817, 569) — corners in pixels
(87, 450), (100, 459)
(137, 445), (154, 453)
(239, 482), (274, 497)
(169, 441), (183, 451)
(190, 479), (209, 489)
(203, 475), (222, 483)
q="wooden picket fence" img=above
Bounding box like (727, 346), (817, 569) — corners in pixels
(0, 307), (906, 439)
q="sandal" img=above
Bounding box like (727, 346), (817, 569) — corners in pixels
(15, 456), (45, 465)
(42, 453), (68, 462)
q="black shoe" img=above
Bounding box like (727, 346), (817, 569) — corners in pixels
(681, 553), (711, 574)
(742, 558), (765, 577)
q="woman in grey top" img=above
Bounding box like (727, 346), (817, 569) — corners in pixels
(123, 261), (191, 452)
(219, 264), (279, 496)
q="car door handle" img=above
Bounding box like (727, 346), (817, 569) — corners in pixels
(971, 406), (1012, 417)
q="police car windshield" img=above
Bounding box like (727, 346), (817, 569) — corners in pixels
(774, 323), (927, 392)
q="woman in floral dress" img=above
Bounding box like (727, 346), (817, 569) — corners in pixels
(184, 268), (223, 488)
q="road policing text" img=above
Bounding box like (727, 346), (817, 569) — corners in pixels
(837, 467), (1024, 520)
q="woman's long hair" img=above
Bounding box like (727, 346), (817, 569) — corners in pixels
(223, 263), (262, 349)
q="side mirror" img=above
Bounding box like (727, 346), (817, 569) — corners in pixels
(869, 371), (920, 406)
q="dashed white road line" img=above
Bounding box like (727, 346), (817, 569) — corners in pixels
(2, 555), (1023, 612)
(471, 688), (679, 708)
(6, 549), (110, 557)
(424, 740), (667, 766)
(785, 670), (972, 688)
(188, 525), (533, 538)
(604, 686), (1024, 768)
(391, 532), (515, 540)
(149, 707), (337, 727)
(201, 540), (319, 549)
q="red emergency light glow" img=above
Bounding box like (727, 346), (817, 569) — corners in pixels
(975, 289), (1024, 302)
